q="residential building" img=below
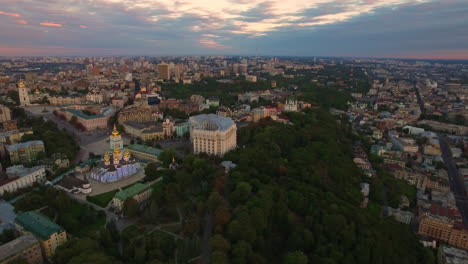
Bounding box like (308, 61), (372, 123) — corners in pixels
(111, 183), (152, 211)
(206, 96), (220, 107)
(162, 118), (174, 138)
(0, 234), (43, 264)
(6, 140), (45, 163)
(418, 216), (453, 243)
(385, 207), (414, 224)
(189, 114), (237, 156)
(2, 120), (18, 131)
(15, 212), (67, 258)
(238, 92), (259, 103)
(424, 145), (442, 156)
(118, 107), (153, 124)
(0, 105), (11, 123)
(0, 129), (33, 145)
(438, 245), (468, 264)
(174, 122), (190, 137)
(0, 165), (46, 196)
(157, 62), (170, 80)
(245, 75), (257, 82)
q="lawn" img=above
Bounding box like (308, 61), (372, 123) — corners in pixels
(86, 189), (119, 208)
(86, 181), (146, 208)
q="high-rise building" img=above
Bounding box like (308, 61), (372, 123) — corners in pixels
(157, 62), (170, 80)
(0, 104), (11, 123)
(18, 80), (30, 106)
(189, 114), (237, 156)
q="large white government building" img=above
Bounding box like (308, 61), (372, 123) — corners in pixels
(189, 114), (237, 156)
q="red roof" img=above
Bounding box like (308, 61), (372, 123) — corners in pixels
(430, 203), (461, 220)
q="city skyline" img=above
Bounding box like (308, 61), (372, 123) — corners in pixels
(1, 0), (467, 59)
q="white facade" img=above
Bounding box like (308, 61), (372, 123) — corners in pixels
(284, 99), (298, 112)
(0, 165), (46, 195)
(86, 89), (103, 103)
(18, 80), (30, 106)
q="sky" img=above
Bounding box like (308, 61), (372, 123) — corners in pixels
(0, 0), (467, 59)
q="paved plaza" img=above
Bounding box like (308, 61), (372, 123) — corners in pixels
(74, 166), (146, 201)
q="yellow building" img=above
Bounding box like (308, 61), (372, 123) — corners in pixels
(418, 216), (453, 242)
(157, 62), (170, 80)
(111, 183), (152, 211)
(122, 121), (165, 141)
(424, 145), (442, 156)
(15, 211), (67, 258)
(6, 140), (45, 163)
(0, 104), (11, 123)
(0, 234), (43, 264)
(189, 114), (237, 156)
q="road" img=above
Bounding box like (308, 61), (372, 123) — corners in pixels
(413, 82), (426, 114)
(439, 135), (468, 224)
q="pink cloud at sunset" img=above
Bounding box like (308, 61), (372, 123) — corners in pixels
(0, 11), (21, 18)
(39, 22), (63, 27)
(15, 19), (28, 25)
(199, 39), (230, 50)
(79, 25), (88, 28)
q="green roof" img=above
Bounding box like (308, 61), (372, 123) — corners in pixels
(127, 144), (162, 157)
(63, 108), (105, 119)
(114, 183), (150, 201)
(15, 211), (64, 240)
(77, 158), (98, 168)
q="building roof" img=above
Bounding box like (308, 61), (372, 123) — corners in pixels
(127, 144), (162, 157)
(62, 108), (105, 119)
(5, 140), (44, 151)
(6, 165), (45, 178)
(189, 114), (235, 131)
(56, 175), (89, 191)
(0, 202), (16, 224)
(114, 183), (150, 201)
(15, 211), (65, 240)
(0, 234), (39, 262)
(441, 245), (468, 264)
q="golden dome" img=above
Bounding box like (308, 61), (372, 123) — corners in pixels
(114, 155), (120, 161)
(124, 149), (130, 158)
(18, 80), (26, 89)
(104, 152), (110, 162)
(112, 124), (119, 137)
(113, 147), (121, 155)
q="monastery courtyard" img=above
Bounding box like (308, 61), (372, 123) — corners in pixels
(74, 167), (146, 201)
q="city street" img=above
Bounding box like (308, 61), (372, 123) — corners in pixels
(439, 135), (468, 224)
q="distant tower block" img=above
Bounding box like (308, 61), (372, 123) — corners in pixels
(18, 80), (30, 106)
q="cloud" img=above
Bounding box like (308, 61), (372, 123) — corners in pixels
(199, 38), (231, 49)
(0, 11), (21, 17)
(0, 0), (467, 58)
(40, 22), (63, 27)
(15, 19), (28, 24)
